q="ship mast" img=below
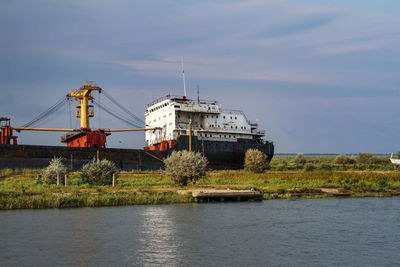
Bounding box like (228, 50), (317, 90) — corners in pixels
(181, 58), (187, 97)
(67, 81), (101, 130)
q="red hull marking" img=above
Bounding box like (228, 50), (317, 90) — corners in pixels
(144, 140), (176, 151)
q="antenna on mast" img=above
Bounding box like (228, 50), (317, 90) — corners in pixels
(197, 85), (200, 104)
(181, 57), (187, 98)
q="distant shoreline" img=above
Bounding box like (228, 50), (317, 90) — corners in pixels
(276, 153), (392, 157)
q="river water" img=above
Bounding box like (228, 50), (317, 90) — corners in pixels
(1, 198), (400, 266)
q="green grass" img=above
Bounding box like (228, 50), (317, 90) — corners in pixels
(269, 155), (394, 171)
(1, 155), (399, 209)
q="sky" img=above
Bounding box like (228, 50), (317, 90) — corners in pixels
(0, 0), (399, 153)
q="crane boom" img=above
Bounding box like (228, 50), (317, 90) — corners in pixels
(13, 127), (77, 132)
(105, 128), (160, 132)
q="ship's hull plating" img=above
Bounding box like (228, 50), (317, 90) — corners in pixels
(0, 137), (274, 170)
(170, 136), (274, 169)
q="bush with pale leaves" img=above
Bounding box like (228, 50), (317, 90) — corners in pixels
(163, 151), (208, 186)
(244, 149), (269, 173)
(41, 157), (67, 184)
(294, 153), (307, 165)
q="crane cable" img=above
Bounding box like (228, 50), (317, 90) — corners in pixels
(101, 90), (145, 126)
(92, 100), (143, 128)
(68, 99), (72, 129)
(22, 97), (68, 128)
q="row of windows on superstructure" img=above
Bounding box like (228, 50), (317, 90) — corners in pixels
(206, 115), (237, 120)
(207, 125), (246, 129)
(201, 133), (236, 138)
(149, 102), (169, 113)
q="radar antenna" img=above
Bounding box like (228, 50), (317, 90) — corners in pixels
(181, 57), (187, 97)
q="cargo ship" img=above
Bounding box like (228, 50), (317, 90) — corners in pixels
(0, 82), (274, 170)
(144, 95), (274, 168)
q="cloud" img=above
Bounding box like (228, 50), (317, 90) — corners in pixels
(1, 0), (400, 152)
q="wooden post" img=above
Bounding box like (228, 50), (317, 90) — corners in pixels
(138, 150), (142, 171)
(112, 173), (116, 187)
(97, 150), (100, 162)
(189, 120), (192, 152)
(56, 173), (60, 185)
(64, 174), (69, 186)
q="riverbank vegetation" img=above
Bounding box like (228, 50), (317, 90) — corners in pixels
(0, 154), (399, 209)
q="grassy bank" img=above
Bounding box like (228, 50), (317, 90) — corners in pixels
(1, 155), (399, 209)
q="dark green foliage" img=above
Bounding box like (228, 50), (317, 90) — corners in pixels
(81, 159), (119, 185)
(163, 151), (208, 186)
(276, 188), (286, 194)
(0, 168), (14, 178)
(244, 149), (269, 173)
(317, 163), (332, 170)
(334, 154), (356, 165)
(303, 163), (316, 172)
(356, 153), (388, 165)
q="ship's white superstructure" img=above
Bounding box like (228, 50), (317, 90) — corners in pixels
(145, 95), (264, 148)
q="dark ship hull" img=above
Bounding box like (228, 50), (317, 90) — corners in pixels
(0, 138), (274, 171)
(171, 135), (274, 169)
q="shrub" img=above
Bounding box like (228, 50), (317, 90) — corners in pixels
(41, 157), (68, 184)
(0, 168), (14, 178)
(317, 163), (332, 170)
(163, 151), (208, 186)
(303, 163), (316, 172)
(357, 152), (378, 164)
(81, 159), (119, 186)
(334, 154), (355, 165)
(244, 149), (269, 173)
(294, 153), (307, 165)
(356, 153), (388, 165)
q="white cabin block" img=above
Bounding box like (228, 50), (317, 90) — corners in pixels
(145, 95), (264, 147)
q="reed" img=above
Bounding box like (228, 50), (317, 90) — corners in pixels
(1, 166), (400, 209)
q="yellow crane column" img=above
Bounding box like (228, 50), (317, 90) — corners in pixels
(67, 82), (101, 130)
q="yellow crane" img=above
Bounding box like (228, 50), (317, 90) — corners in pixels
(68, 81), (100, 130)
(1, 82), (160, 148)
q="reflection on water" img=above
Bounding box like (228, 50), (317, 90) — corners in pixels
(64, 209), (99, 266)
(133, 206), (182, 266)
(1, 198), (400, 266)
